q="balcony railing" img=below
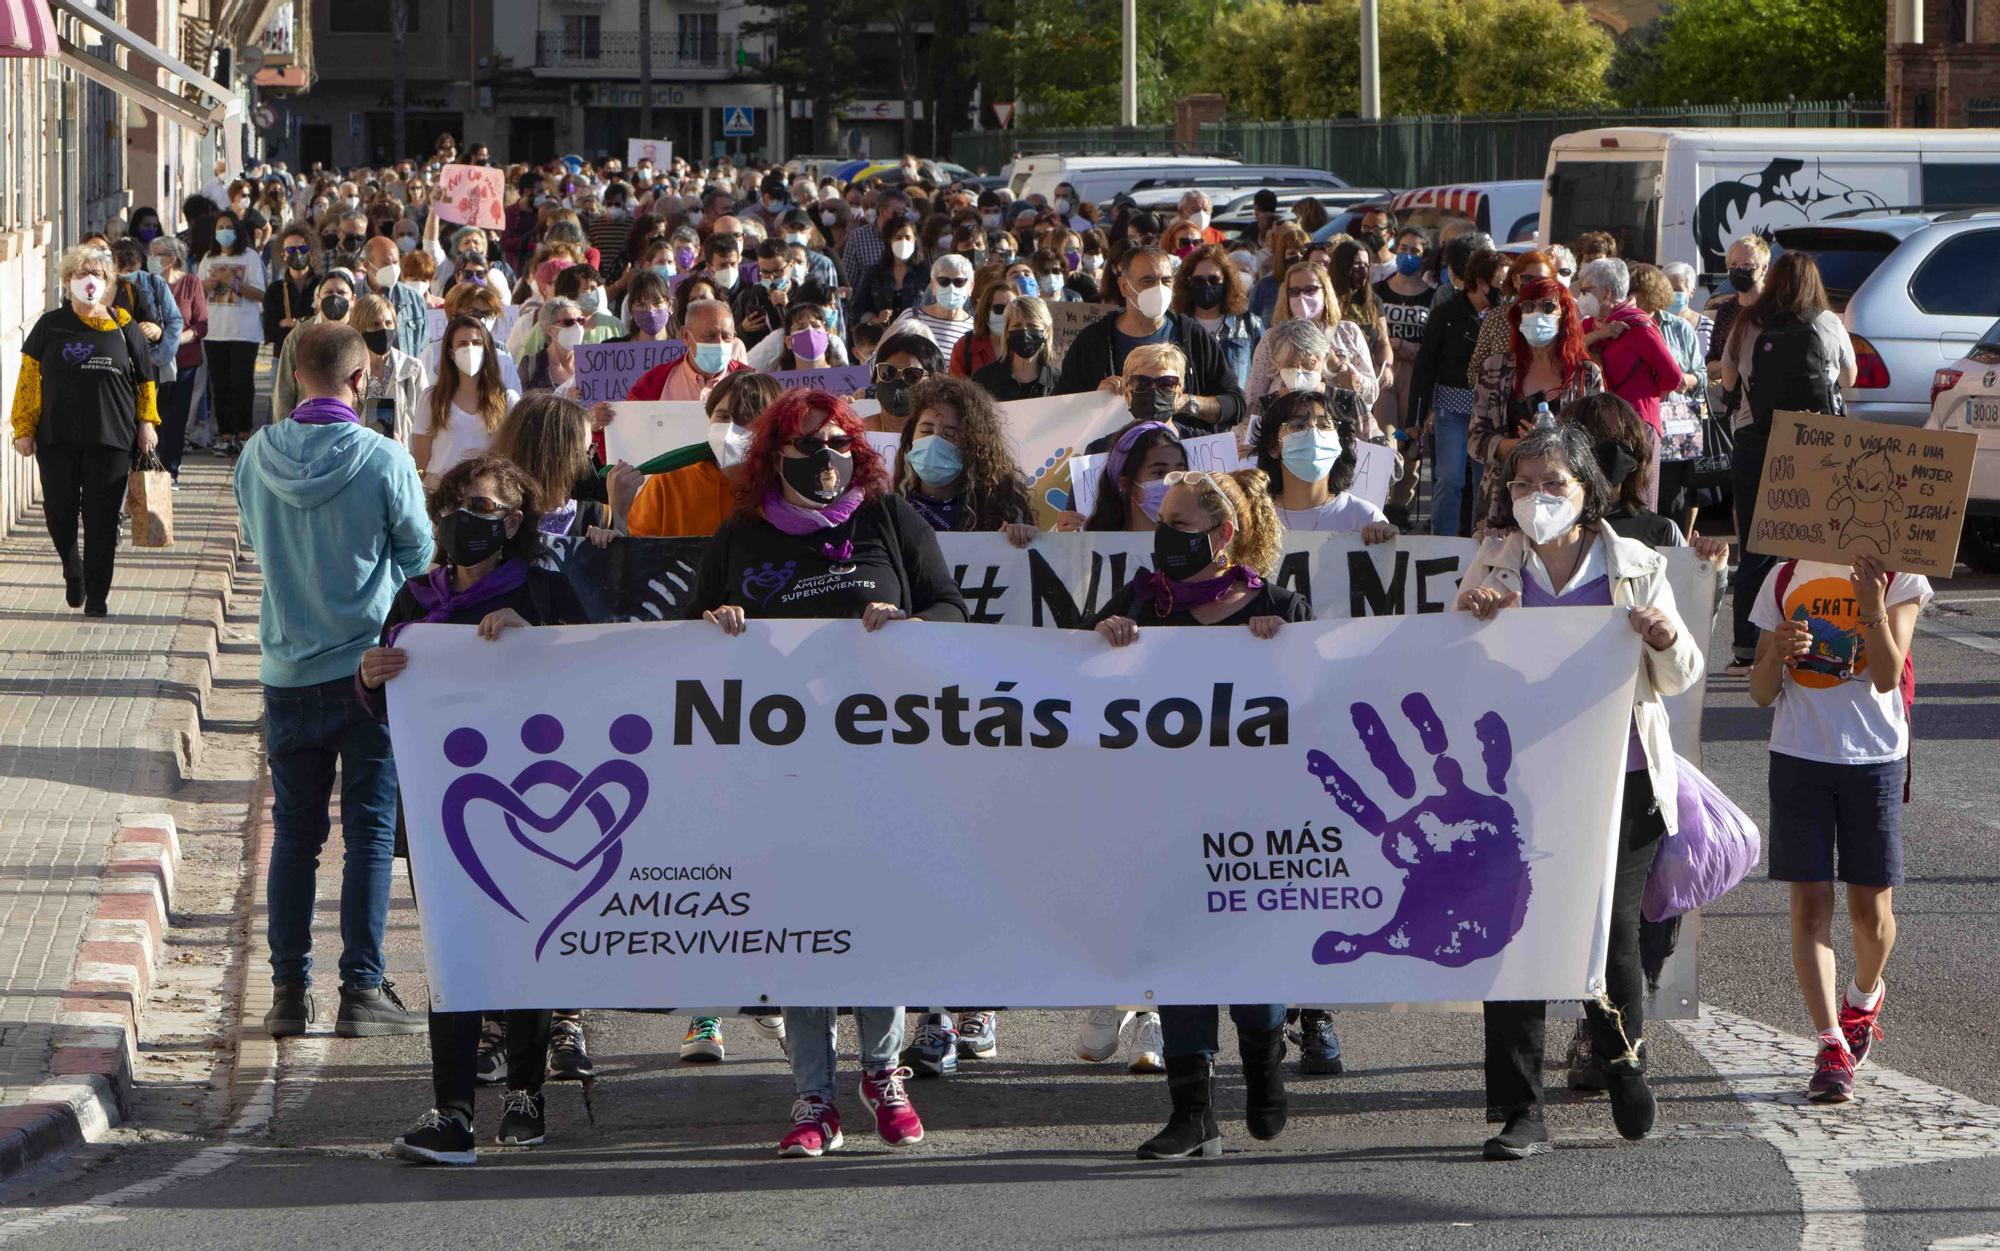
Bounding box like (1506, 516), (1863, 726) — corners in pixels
(534, 31), (755, 73)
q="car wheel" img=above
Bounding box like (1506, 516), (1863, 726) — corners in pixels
(1959, 516), (2000, 574)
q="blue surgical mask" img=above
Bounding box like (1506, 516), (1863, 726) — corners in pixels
(214, 227), (238, 247)
(1037, 273), (1061, 298)
(906, 434), (964, 487)
(1520, 312), (1561, 348)
(692, 340), (731, 374)
(1281, 428), (1343, 484)
(1011, 274), (1037, 296)
(651, 264), (677, 282)
(935, 283), (968, 311)
(1394, 252), (1422, 277)
(1137, 478), (1171, 522)
(1668, 291), (1689, 314)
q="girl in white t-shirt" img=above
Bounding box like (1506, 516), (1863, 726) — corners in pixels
(1748, 551), (1929, 1106)
(415, 314), (519, 489)
(1253, 388), (1397, 542)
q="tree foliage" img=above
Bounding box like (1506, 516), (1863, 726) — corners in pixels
(1607, 0), (1885, 106)
(1197, 0), (1614, 120)
(975, 0), (1227, 128)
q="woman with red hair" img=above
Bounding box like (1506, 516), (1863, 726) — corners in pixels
(1467, 275), (1604, 530)
(685, 387), (966, 1159)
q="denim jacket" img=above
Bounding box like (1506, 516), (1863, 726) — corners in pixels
(1196, 311), (1262, 393)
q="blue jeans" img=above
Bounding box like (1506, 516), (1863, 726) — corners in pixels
(1160, 1003), (1287, 1060)
(157, 368), (201, 477)
(1427, 389), (1483, 537)
(264, 676), (400, 990)
(782, 1007), (905, 1101)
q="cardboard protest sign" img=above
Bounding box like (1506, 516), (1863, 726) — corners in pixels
(1006, 391), (1135, 527)
(771, 364), (870, 395)
(1047, 302), (1114, 368)
(601, 401), (711, 467)
(436, 164), (504, 230)
(572, 339), (687, 403)
(626, 139), (673, 171)
(1748, 410), (1977, 577)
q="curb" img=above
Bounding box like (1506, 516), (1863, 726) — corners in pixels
(0, 815), (183, 1181)
(142, 518), (244, 790)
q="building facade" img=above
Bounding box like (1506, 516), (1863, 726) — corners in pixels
(1888, 0), (2000, 126)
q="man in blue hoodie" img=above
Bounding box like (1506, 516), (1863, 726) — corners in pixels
(236, 321), (433, 1039)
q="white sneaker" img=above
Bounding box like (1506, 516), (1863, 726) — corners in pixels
(1127, 1011), (1166, 1074)
(1076, 1007), (1134, 1062)
(749, 1014), (787, 1048)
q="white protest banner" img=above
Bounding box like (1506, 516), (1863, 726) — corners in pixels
(1005, 391), (1133, 527)
(436, 163), (504, 230)
(1181, 431), (1244, 475)
(573, 339), (688, 403)
(1066, 451), (1107, 518)
(771, 364), (870, 394)
(627, 138), (673, 171)
(865, 431), (901, 465)
(1350, 440), (1395, 509)
(601, 401), (711, 466)
(426, 305), (523, 353)
(389, 609), (1638, 1010)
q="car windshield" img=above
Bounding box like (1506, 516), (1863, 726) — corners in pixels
(1770, 228), (1905, 310)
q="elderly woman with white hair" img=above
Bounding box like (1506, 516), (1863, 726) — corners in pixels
(1575, 257), (1681, 512)
(9, 243), (160, 616)
(890, 251), (977, 360)
(519, 295), (589, 394)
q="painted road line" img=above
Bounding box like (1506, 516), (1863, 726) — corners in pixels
(1916, 617), (2000, 656)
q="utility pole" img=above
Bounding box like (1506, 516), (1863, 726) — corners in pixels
(392, 0), (409, 160)
(639, 0), (654, 138)
(1120, 0), (1136, 127)
(1359, 0), (1380, 120)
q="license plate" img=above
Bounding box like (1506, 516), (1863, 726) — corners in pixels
(1970, 396), (2000, 428)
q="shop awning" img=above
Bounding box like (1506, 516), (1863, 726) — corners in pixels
(0, 0), (56, 57)
(47, 0), (235, 136)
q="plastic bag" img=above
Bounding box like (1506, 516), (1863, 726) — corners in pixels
(1643, 755), (1760, 922)
(126, 451), (174, 548)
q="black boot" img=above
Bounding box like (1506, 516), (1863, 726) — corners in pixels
(264, 982), (315, 1038)
(1482, 1108), (1552, 1160)
(1136, 1055), (1221, 1160)
(1605, 1043), (1657, 1140)
(1238, 1025), (1289, 1140)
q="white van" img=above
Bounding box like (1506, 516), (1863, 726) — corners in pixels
(1541, 127), (2000, 283)
(1008, 156), (1345, 208)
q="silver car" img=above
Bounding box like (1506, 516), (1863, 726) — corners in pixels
(1777, 211), (2000, 427)
(1927, 316), (2000, 572)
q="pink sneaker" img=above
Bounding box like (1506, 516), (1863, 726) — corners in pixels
(858, 1066), (925, 1145)
(777, 1095), (843, 1157)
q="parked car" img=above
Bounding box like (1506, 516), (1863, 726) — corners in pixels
(1927, 317), (2000, 571)
(1007, 156), (1346, 207)
(1777, 211), (2000, 426)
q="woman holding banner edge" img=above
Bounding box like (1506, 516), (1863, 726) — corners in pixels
(1454, 424), (1702, 1161)
(1088, 464), (1304, 1159)
(687, 388), (967, 1157)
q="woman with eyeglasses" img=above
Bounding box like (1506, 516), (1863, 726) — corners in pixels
(687, 388), (966, 1159)
(1087, 465), (1304, 1159)
(971, 295), (1058, 402)
(1173, 243), (1262, 394)
(1247, 261), (1378, 423)
(1454, 424), (1700, 1161)
(362, 455), (587, 1166)
(346, 293), (430, 448)
(949, 266), (1015, 378)
(519, 296), (588, 395)
(414, 314), (520, 489)
(864, 331), (944, 435)
(263, 227), (321, 357)
(1254, 388), (1396, 541)
(1247, 223), (1310, 325)
(1465, 249), (1558, 390)
(888, 252), (976, 360)
(1466, 275), (1603, 532)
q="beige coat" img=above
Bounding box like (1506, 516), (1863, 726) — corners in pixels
(1458, 520), (1703, 833)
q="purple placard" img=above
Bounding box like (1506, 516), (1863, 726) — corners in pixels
(573, 339), (687, 403)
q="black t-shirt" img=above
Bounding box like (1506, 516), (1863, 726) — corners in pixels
(22, 307), (153, 450)
(1374, 279), (1432, 346)
(686, 494), (970, 622)
(971, 357), (1057, 402)
(1089, 577), (1313, 628)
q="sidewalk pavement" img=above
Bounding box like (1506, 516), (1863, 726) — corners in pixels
(0, 449), (248, 1175)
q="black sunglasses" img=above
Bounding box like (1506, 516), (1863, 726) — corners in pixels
(789, 433), (856, 455)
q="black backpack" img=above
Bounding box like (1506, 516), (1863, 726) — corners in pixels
(1745, 314), (1836, 431)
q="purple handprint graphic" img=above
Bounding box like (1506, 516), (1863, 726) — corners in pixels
(439, 712), (653, 959)
(1304, 694), (1526, 968)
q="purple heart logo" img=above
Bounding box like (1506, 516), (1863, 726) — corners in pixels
(61, 340), (93, 364)
(739, 559), (796, 606)
(439, 713), (654, 959)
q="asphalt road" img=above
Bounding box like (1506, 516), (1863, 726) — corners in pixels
(2, 572), (1996, 1251)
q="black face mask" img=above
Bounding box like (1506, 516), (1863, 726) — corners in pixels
(287, 252), (311, 271)
(437, 508), (510, 567)
(781, 445), (853, 503)
(1008, 328), (1047, 359)
(1153, 520), (1216, 583)
(1190, 276), (1225, 310)
(1129, 387), (1177, 425)
(1594, 438), (1639, 492)
(1727, 267), (1756, 293)
(961, 248), (986, 267)
(1361, 231), (1388, 253)
(877, 380), (914, 417)
(362, 328), (392, 355)
(318, 294), (351, 322)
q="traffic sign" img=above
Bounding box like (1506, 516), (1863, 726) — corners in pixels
(252, 104), (278, 130)
(994, 101), (1015, 128)
(722, 106), (754, 137)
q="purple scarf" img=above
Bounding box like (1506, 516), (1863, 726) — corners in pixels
(762, 488), (864, 561)
(398, 559), (530, 632)
(1141, 564), (1263, 619)
(291, 397), (361, 426)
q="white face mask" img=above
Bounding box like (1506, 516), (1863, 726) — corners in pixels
(555, 323), (587, 351)
(1576, 292), (1601, 319)
(1514, 490), (1582, 545)
(373, 264), (400, 290)
(710, 265), (739, 290)
(1278, 367), (1323, 394)
(889, 238), (915, 261)
(146, 257), (168, 276)
(452, 344), (485, 376)
(480, 316), (498, 338)
(707, 420), (753, 469)
(70, 276), (105, 305)
(1186, 210), (1210, 231)
(1131, 284), (1172, 320)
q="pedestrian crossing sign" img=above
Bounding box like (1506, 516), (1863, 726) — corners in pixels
(723, 107), (754, 137)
